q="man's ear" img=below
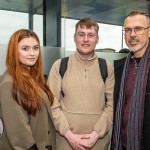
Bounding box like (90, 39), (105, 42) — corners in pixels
(74, 33), (76, 42)
(148, 28), (150, 37)
(96, 35), (99, 44)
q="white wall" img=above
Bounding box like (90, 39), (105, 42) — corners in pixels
(0, 45), (7, 75)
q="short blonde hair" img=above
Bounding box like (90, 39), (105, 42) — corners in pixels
(75, 18), (99, 34)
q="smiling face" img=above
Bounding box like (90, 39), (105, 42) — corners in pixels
(74, 25), (99, 59)
(124, 14), (150, 57)
(18, 37), (40, 68)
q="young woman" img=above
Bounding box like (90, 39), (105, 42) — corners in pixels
(0, 29), (55, 150)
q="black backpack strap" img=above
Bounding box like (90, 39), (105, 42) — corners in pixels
(28, 144), (38, 150)
(59, 57), (69, 78)
(98, 58), (108, 83)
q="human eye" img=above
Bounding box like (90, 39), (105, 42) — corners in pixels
(21, 46), (29, 51)
(135, 26), (143, 32)
(124, 28), (131, 33)
(77, 32), (84, 37)
(33, 45), (39, 51)
(88, 33), (95, 38)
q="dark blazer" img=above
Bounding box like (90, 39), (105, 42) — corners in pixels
(113, 57), (126, 114)
(111, 56), (150, 150)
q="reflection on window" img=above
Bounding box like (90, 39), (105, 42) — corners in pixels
(33, 14), (43, 46)
(0, 10), (28, 44)
(0, 10), (43, 46)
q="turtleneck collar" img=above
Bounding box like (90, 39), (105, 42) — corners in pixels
(74, 50), (97, 63)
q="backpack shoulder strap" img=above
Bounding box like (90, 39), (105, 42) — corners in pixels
(59, 57), (108, 82)
(98, 58), (108, 83)
(59, 57), (69, 78)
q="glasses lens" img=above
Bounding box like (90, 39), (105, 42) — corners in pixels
(123, 28), (131, 35)
(123, 26), (148, 35)
(134, 27), (144, 35)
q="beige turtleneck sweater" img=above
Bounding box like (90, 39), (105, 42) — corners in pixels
(47, 51), (114, 149)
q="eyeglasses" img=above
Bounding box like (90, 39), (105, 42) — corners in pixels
(123, 26), (150, 36)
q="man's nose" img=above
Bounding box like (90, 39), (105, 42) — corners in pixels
(130, 28), (136, 36)
(83, 35), (88, 41)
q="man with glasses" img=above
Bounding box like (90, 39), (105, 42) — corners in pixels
(111, 10), (150, 150)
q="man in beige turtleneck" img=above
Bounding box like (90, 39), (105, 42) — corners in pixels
(47, 18), (114, 150)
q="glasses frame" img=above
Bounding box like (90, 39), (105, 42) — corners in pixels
(123, 26), (150, 36)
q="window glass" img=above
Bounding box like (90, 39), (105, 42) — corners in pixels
(33, 14), (43, 46)
(61, 18), (128, 52)
(0, 10), (28, 44)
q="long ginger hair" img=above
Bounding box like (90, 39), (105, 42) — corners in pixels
(6, 29), (54, 115)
